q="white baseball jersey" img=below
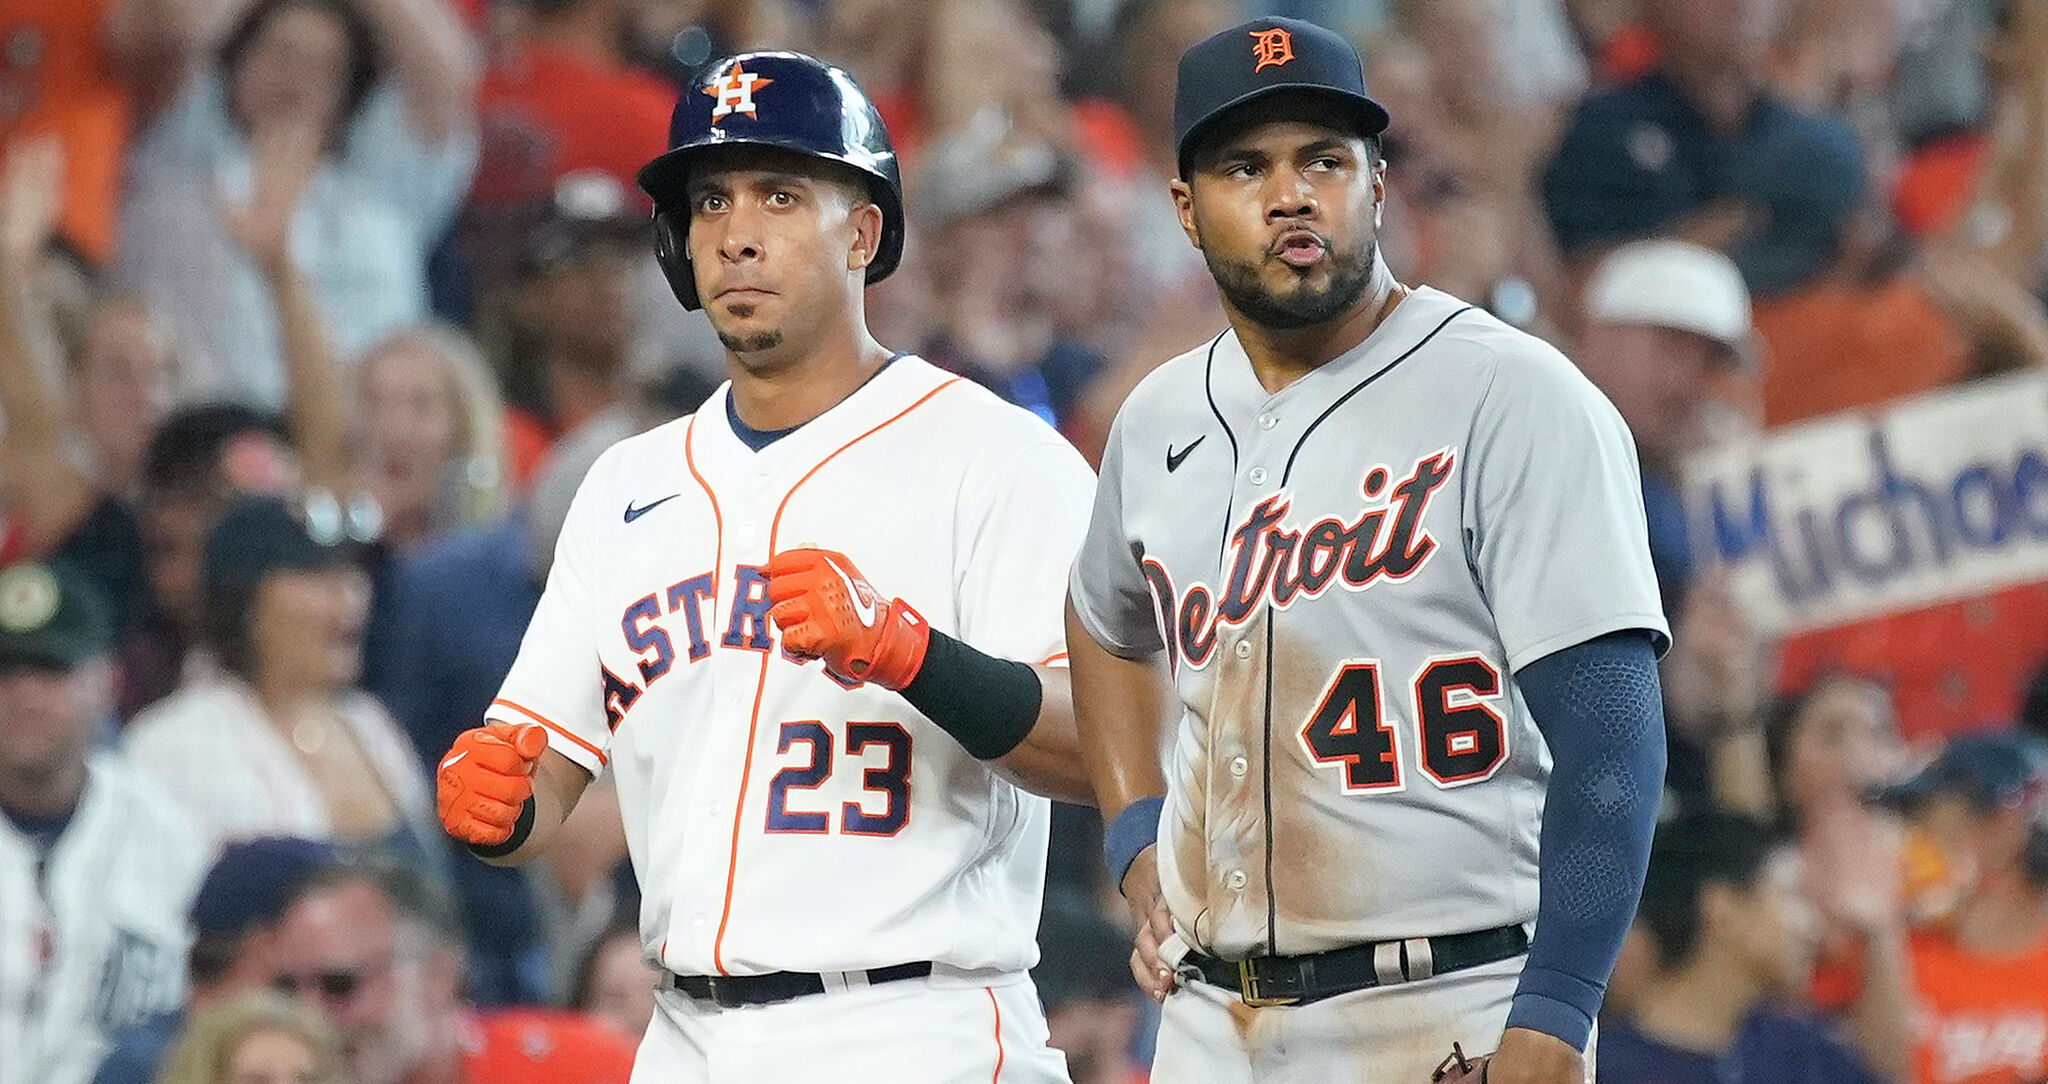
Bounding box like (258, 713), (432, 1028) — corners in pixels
(0, 753), (209, 1084)
(488, 356), (1095, 979)
(1070, 286), (1668, 960)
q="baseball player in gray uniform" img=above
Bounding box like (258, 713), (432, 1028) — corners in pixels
(1066, 18), (1672, 1084)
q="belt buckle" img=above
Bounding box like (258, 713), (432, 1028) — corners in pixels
(704, 977), (745, 1009)
(1237, 958), (1302, 1007)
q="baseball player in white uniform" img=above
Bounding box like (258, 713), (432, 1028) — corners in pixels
(1067, 19), (1672, 1084)
(0, 562), (209, 1084)
(434, 53), (1088, 1084)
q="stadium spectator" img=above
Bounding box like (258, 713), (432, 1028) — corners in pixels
(1878, 733), (2048, 1084)
(152, 993), (346, 1084)
(0, 136), (175, 629)
(1570, 239), (1755, 611)
(116, 0), (479, 408)
(1597, 811), (1896, 1084)
(0, 0), (163, 265)
(1032, 899), (1149, 1084)
(915, 130), (1103, 434)
(95, 837), (341, 1084)
(125, 495), (437, 860)
(469, 0), (672, 211)
(567, 917), (657, 1043)
(1542, 0), (1868, 298)
(481, 172), (646, 485)
(117, 403), (298, 719)
(368, 407), (644, 1006)
(0, 560), (210, 1084)
(267, 858), (637, 1084)
(1752, 673), (1915, 1047)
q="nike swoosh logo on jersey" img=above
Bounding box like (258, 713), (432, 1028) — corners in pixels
(623, 494), (681, 523)
(1166, 436), (1205, 473)
(825, 555), (879, 625)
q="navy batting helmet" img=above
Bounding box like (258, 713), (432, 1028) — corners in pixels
(636, 51), (905, 311)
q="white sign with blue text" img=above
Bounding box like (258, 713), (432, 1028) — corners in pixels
(1684, 371), (2048, 635)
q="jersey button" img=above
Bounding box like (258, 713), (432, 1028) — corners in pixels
(1228, 756), (1248, 778)
(1248, 467), (1268, 485)
(1258, 413), (1277, 430)
(1226, 869), (1247, 891)
(1234, 640), (1253, 660)
(691, 912), (707, 927)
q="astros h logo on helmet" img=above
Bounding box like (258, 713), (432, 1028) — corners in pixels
(1250, 27), (1294, 71)
(705, 62), (774, 124)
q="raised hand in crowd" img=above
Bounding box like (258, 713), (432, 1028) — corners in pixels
(218, 119), (352, 497)
(0, 137), (103, 555)
(1660, 573), (1778, 817)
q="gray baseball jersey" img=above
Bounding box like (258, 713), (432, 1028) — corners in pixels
(1070, 285), (1668, 960)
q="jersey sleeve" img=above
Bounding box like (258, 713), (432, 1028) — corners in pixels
(1066, 409), (1165, 659)
(951, 433), (1098, 665)
(1464, 343), (1670, 672)
(485, 454), (616, 775)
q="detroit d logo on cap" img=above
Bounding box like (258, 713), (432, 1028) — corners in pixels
(1250, 27), (1294, 71)
(705, 62), (774, 124)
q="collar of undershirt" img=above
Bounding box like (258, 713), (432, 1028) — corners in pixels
(724, 352), (907, 451)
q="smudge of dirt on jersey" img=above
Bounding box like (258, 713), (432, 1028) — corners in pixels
(1263, 621), (1386, 948)
(1188, 619), (1275, 956)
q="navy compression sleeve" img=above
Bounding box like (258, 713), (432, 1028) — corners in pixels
(1505, 630), (1666, 1051)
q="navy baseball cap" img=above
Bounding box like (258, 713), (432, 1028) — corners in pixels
(202, 493), (368, 598)
(0, 561), (113, 670)
(1874, 732), (2048, 812)
(1173, 17), (1390, 179)
(190, 837), (340, 935)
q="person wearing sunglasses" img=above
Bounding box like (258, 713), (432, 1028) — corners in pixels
(264, 858), (635, 1084)
(125, 494), (437, 866)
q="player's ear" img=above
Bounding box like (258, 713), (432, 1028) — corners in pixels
(847, 199), (884, 273)
(1170, 179), (1200, 250)
(1371, 159), (1387, 229)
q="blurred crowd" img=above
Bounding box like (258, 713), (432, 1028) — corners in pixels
(2, 0), (2048, 1082)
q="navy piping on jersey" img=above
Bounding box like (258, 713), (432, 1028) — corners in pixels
(1255, 304), (1473, 955)
(1202, 330), (1240, 566)
(723, 353), (909, 451)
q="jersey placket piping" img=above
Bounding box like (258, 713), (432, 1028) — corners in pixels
(1260, 306), (1472, 956)
(709, 378), (963, 976)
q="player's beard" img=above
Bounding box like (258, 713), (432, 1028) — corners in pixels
(718, 328), (784, 354)
(714, 302), (784, 355)
(1205, 235), (1378, 330)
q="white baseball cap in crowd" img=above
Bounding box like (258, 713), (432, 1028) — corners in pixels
(1584, 239), (1759, 368)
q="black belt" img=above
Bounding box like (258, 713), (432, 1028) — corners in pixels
(1185, 924), (1528, 1007)
(667, 962), (933, 1008)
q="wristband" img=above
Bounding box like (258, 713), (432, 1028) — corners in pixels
(466, 795), (536, 859)
(897, 630), (1042, 759)
(1104, 795), (1165, 894)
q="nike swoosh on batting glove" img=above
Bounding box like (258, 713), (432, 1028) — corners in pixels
(437, 722), (547, 846)
(764, 547), (929, 690)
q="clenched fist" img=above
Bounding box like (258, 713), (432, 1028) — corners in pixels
(437, 722), (547, 846)
(764, 548), (929, 690)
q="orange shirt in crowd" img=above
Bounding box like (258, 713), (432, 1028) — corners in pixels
(1753, 274), (1968, 429)
(1910, 925), (2048, 1084)
(461, 1006), (638, 1083)
(473, 41), (674, 207)
(0, 0), (130, 264)
(1779, 583), (2048, 742)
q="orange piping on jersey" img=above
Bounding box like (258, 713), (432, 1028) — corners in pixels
(682, 414), (723, 616)
(1040, 652), (1069, 666)
(490, 697), (608, 766)
(711, 377), (964, 976)
(986, 986), (1005, 1082)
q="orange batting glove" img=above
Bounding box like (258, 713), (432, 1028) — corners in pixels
(764, 548), (929, 690)
(437, 722), (548, 846)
